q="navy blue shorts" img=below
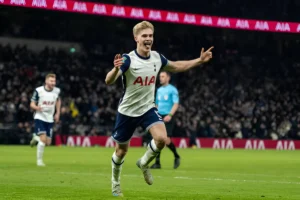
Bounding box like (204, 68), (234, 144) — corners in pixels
(112, 107), (164, 144)
(34, 119), (54, 138)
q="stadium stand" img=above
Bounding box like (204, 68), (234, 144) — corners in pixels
(0, 5), (300, 145)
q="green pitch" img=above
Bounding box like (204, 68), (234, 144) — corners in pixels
(0, 146), (299, 200)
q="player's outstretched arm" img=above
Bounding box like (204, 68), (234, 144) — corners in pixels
(164, 47), (213, 73)
(105, 54), (123, 85)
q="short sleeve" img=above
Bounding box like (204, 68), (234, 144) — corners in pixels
(159, 54), (168, 68)
(120, 54), (131, 73)
(31, 90), (39, 102)
(172, 87), (179, 103)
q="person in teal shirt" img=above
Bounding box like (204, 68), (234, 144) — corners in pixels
(151, 71), (180, 169)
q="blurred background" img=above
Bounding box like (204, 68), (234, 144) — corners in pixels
(0, 0), (300, 147)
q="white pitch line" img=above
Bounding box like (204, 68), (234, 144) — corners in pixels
(174, 176), (300, 185)
(145, 169), (297, 179)
(25, 171), (300, 185)
(205, 171), (297, 179)
(161, 169), (297, 179)
(24, 166), (294, 179)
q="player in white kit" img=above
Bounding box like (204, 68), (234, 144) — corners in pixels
(30, 73), (61, 166)
(105, 21), (213, 197)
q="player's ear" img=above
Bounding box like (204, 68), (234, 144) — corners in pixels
(134, 36), (138, 43)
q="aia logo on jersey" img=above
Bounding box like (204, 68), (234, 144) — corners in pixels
(133, 76), (155, 86)
(42, 101), (55, 105)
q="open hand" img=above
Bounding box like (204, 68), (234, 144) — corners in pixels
(200, 46), (214, 63)
(163, 115), (172, 123)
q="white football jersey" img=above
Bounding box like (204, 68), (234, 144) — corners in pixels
(31, 86), (61, 123)
(118, 50), (168, 117)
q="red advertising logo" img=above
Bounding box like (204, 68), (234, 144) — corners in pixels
(73, 2), (87, 12)
(111, 6), (125, 16)
(217, 18), (230, 27)
(148, 10), (162, 20)
(92, 4), (106, 14)
(275, 22), (290, 32)
(276, 140), (295, 150)
(130, 8), (144, 18)
(32, 0), (46, 7)
(213, 139), (234, 149)
(10, 0), (26, 5)
(200, 16), (213, 25)
(245, 140), (265, 150)
(236, 19), (249, 29)
(255, 21), (269, 30)
(166, 12), (179, 22)
(53, 0), (67, 10)
(183, 14), (196, 24)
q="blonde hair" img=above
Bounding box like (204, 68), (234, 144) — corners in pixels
(46, 73), (56, 80)
(133, 21), (154, 36)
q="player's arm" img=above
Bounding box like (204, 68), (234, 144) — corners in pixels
(164, 47), (213, 73)
(105, 68), (122, 85)
(30, 90), (42, 111)
(105, 54), (130, 85)
(54, 97), (61, 123)
(169, 87), (180, 114)
(164, 88), (179, 122)
(169, 103), (179, 117)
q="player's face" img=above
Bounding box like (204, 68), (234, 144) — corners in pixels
(160, 72), (170, 85)
(135, 28), (154, 55)
(45, 77), (56, 90)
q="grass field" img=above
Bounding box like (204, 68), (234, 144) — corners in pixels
(0, 146), (299, 200)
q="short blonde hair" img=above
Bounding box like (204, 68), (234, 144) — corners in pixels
(133, 21), (154, 36)
(46, 73), (56, 80)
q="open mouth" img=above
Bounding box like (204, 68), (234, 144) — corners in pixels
(144, 41), (152, 49)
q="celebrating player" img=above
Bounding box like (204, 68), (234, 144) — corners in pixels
(30, 73), (61, 167)
(150, 71), (180, 169)
(105, 21), (213, 197)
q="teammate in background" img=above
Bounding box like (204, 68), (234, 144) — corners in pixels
(30, 74), (61, 167)
(150, 71), (180, 169)
(105, 21), (213, 197)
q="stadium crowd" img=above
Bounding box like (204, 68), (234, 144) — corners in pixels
(0, 7), (300, 142)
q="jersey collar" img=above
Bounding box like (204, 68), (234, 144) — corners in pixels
(134, 49), (150, 60)
(44, 85), (53, 92)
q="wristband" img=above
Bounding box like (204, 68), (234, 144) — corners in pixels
(168, 113), (173, 117)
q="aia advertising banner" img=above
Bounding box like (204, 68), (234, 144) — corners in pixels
(1, 0), (300, 33)
(56, 135), (300, 150)
(55, 135), (142, 147)
(171, 138), (300, 150)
